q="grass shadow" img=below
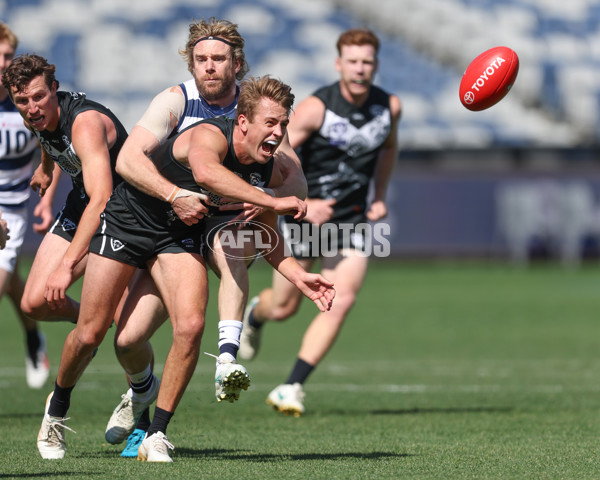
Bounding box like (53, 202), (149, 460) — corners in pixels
(370, 406), (514, 415)
(175, 448), (414, 461)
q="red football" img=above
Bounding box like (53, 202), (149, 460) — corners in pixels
(459, 46), (519, 111)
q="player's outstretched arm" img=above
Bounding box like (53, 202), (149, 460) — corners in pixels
(257, 211), (335, 311)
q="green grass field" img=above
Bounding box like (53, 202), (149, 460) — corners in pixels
(1, 259), (600, 479)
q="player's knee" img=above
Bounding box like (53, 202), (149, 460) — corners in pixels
(20, 293), (46, 320)
(74, 325), (105, 351)
(114, 332), (144, 356)
(331, 292), (357, 318)
(269, 298), (301, 322)
(173, 315), (205, 345)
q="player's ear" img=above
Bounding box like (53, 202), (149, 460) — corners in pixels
(335, 56), (342, 73)
(237, 113), (248, 133)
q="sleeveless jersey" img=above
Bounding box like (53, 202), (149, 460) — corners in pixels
(33, 91), (127, 199)
(153, 116), (274, 218)
(175, 79), (238, 133)
(297, 82), (392, 222)
(0, 96), (38, 209)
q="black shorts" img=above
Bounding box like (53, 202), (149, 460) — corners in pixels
(48, 189), (88, 242)
(89, 187), (205, 269)
(279, 213), (369, 259)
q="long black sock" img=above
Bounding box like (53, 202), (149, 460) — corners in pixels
(247, 308), (263, 329)
(147, 407), (174, 436)
(285, 358), (315, 385)
(135, 407), (151, 431)
(25, 329), (41, 365)
(48, 382), (75, 418)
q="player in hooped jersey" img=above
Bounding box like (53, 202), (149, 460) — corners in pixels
(105, 18), (307, 457)
(240, 28), (402, 416)
(0, 23), (56, 390)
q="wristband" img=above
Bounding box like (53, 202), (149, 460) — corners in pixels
(169, 187), (210, 204)
(255, 186), (276, 197)
(166, 186), (181, 204)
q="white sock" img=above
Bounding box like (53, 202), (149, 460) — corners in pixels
(218, 320), (242, 350)
(128, 365), (155, 402)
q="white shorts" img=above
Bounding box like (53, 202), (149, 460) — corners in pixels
(0, 206), (27, 273)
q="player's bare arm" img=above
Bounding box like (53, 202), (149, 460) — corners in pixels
(367, 94), (402, 221)
(0, 210), (9, 249)
(257, 210), (335, 312)
(185, 125), (306, 218)
(43, 111), (116, 308)
(271, 135), (307, 200)
(115, 87), (208, 225)
(32, 160), (61, 234)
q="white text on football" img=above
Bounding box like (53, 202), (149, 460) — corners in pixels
(470, 57), (506, 92)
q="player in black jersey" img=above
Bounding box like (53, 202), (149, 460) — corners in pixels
(2, 54), (130, 459)
(2, 54), (127, 329)
(35, 76), (334, 462)
(240, 29), (402, 416)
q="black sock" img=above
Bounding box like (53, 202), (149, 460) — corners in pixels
(147, 407), (174, 436)
(286, 358), (314, 385)
(25, 329), (41, 365)
(248, 308), (263, 330)
(48, 382), (75, 418)
(135, 407), (151, 431)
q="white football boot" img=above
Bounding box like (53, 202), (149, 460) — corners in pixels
(105, 376), (160, 444)
(209, 353), (251, 403)
(266, 383), (306, 417)
(138, 432), (174, 463)
(37, 392), (75, 459)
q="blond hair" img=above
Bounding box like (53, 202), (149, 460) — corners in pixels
(237, 76), (294, 122)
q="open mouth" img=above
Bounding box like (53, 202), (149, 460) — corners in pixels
(28, 115), (44, 128)
(261, 139), (278, 155)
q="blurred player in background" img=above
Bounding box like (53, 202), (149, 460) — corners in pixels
(107, 17), (306, 457)
(0, 23), (56, 389)
(239, 28), (402, 416)
(0, 210), (7, 248)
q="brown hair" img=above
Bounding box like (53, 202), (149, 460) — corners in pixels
(2, 54), (59, 94)
(0, 22), (18, 50)
(236, 76), (294, 122)
(179, 17), (248, 81)
(336, 28), (380, 57)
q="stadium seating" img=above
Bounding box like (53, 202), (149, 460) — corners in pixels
(2, 0), (597, 149)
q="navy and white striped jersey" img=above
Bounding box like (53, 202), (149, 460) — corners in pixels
(0, 95), (38, 209)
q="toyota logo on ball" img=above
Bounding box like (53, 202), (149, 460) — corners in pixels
(463, 91), (475, 104)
